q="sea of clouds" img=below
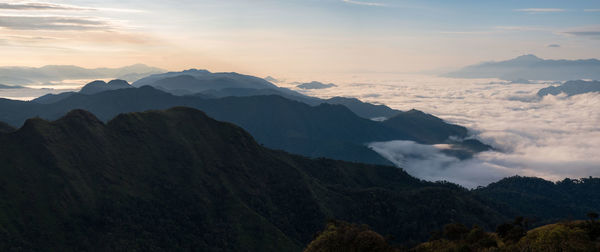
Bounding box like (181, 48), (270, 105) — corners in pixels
(283, 74), (600, 188)
(2, 73), (598, 188)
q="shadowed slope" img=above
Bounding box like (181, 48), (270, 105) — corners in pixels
(0, 108), (507, 251)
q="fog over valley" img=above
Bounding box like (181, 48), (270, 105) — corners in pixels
(280, 74), (600, 187)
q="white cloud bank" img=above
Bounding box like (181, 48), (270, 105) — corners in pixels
(283, 74), (600, 188)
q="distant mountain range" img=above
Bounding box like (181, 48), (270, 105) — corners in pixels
(444, 54), (600, 81)
(537, 80), (600, 97)
(0, 108), (597, 250)
(33, 79), (134, 104)
(132, 69), (283, 95)
(0, 85), (488, 165)
(34, 69), (401, 120)
(0, 64), (164, 85)
(133, 69), (403, 120)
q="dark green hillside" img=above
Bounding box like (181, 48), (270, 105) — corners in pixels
(0, 121), (14, 133)
(0, 108), (506, 251)
(474, 176), (600, 222)
(383, 109), (467, 144)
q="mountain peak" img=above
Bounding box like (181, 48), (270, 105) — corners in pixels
(107, 79), (131, 87)
(513, 54), (543, 62)
(182, 69), (211, 74)
(80, 79), (132, 95)
(59, 109), (104, 125)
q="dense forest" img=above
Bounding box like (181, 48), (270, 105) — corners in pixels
(306, 215), (600, 251)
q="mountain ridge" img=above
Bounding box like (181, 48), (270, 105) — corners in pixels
(0, 107), (508, 250)
(0, 86), (487, 165)
(445, 55), (600, 81)
(537, 80), (600, 96)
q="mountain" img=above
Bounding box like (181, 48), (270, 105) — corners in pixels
(132, 69), (280, 95)
(0, 121), (14, 133)
(474, 176), (600, 222)
(32, 92), (76, 104)
(537, 80), (600, 97)
(132, 69), (400, 119)
(445, 54), (600, 81)
(382, 109), (490, 158)
(79, 79), (133, 95)
(32, 79), (134, 103)
(264, 76), (281, 83)
(297, 81), (337, 89)
(382, 109), (466, 144)
(0, 107), (508, 250)
(0, 86), (487, 165)
(0, 64), (164, 85)
(324, 97), (401, 120)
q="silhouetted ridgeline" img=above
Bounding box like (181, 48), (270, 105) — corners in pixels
(0, 64), (164, 85)
(444, 54), (600, 81)
(0, 108), (504, 250)
(538, 80), (600, 97)
(0, 85), (488, 165)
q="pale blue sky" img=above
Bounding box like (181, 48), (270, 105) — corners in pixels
(0, 0), (598, 77)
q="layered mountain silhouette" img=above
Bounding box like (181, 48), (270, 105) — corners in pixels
(0, 108), (504, 250)
(1, 85), (488, 165)
(0, 64), (164, 85)
(537, 80), (600, 97)
(33, 79), (134, 104)
(445, 54), (600, 81)
(79, 79), (133, 95)
(132, 69), (284, 95)
(0, 108), (597, 251)
(132, 69), (400, 120)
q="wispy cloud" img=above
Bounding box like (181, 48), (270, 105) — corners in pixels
(495, 26), (549, 32)
(563, 31), (600, 37)
(0, 2), (90, 11)
(342, 0), (386, 7)
(559, 25), (600, 38)
(0, 2), (144, 13)
(0, 15), (111, 30)
(515, 8), (565, 13)
(547, 44), (560, 48)
(584, 9), (600, 12)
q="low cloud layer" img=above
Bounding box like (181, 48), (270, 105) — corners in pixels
(368, 141), (513, 188)
(285, 74), (600, 187)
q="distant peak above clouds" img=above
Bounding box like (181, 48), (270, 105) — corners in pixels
(512, 54), (543, 62)
(297, 81), (337, 90)
(444, 54), (600, 81)
(537, 80), (600, 97)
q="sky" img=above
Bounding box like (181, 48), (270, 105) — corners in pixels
(0, 0), (599, 78)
